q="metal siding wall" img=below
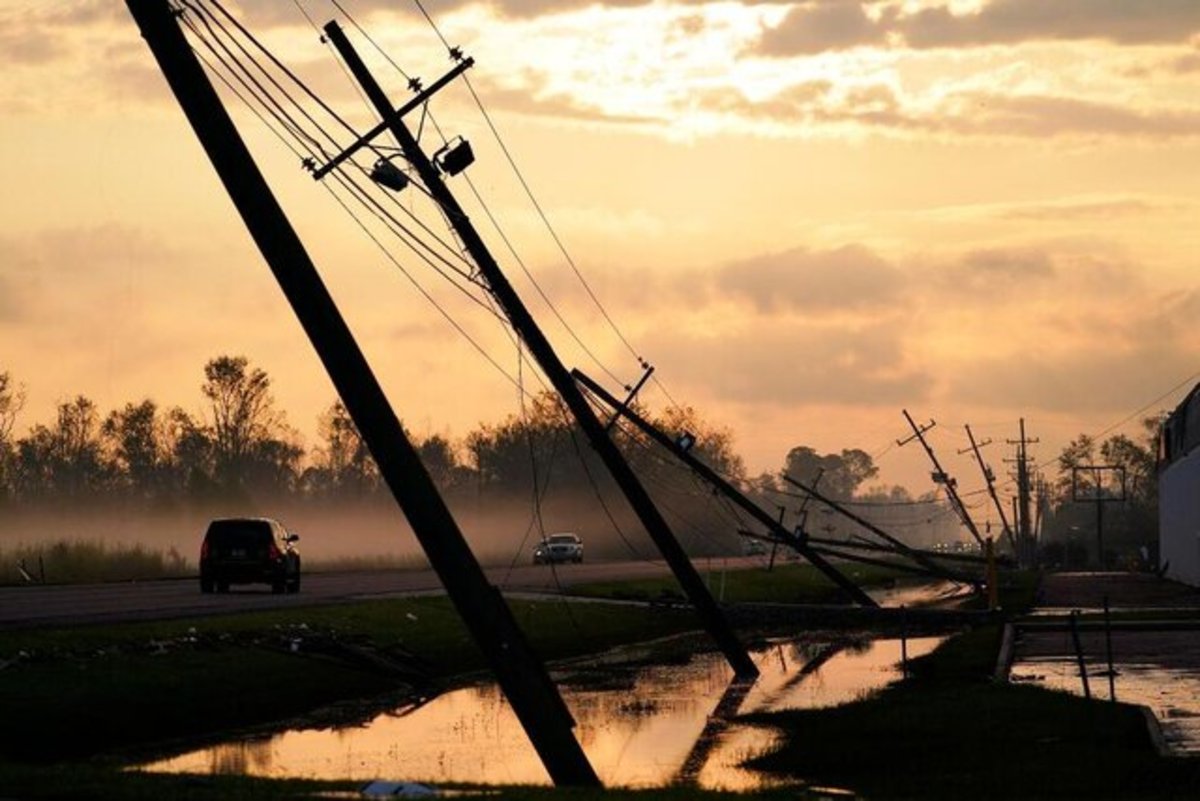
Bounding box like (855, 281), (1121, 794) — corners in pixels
(1160, 448), (1200, 587)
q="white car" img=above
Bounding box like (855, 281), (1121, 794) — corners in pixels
(533, 532), (584, 564)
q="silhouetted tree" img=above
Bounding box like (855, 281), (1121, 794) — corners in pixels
(304, 400), (378, 498)
(783, 446), (878, 500)
(200, 355), (298, 495)
(0, 371), (24, 502)
(163, 406), (215, 499)
(15, 396), (109, 500)
(102, 400), (167, 498)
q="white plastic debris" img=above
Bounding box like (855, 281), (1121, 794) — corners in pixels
(360, 780), (438, 797)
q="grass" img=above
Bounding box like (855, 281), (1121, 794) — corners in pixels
(0, 540), (191, 585)
(570, 562), (912, 605)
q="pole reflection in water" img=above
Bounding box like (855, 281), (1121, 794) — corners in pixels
(140, 636), (942, 789)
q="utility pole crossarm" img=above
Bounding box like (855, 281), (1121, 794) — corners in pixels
(321, 21), (757, 679)
(310, 57), (475, 180)
(573, 368), (878, 608)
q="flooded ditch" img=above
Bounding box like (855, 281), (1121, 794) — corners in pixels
(140, 634), (944, 789)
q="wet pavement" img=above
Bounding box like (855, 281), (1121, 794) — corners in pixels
(1010, 571), (1200, 754)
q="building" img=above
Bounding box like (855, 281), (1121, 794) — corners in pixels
(1158, 383), (1200, 587)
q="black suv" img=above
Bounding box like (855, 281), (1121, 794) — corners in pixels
(200, 517), (300, 594)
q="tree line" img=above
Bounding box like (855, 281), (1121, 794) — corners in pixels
(0, 356), (751, 511)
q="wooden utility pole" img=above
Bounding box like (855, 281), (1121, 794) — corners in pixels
(125, 0), (599, 785)
(573, 369), (877, 606)
(321, 22), (757, 678)
(962, 424), (1017, 555)
(899, 410), (983, 546)
(1006, 418), (1039, 567)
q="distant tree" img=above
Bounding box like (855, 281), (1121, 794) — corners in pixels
(15, 396), (109, 500)
(645, 404), (745, 482)
(163, 406), (215, 498)
(783, 446), (879, 500)
(0, 371), (25, 502)
(305, 400), (378, 498)
(199, 355), (298, 494)
(102, 400), (167, 497)
(465, 391), (574, 495)
(417, 433), (461, 491)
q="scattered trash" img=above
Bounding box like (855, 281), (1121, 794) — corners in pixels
(405, 613), (418, 622)
(361, 780), (438, 797)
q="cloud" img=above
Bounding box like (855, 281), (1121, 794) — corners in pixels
(758, 0), (1200, 56)
(721, 81), (1200, 140)
(716, 244), (905, 314)
(647, 318), (932, 407)
(757, 1), (886, 56)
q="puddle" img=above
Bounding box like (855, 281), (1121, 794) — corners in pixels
(867, 579), (971, 608)
(1011, 656), (1200, 755)
(139, 636), (942, 789)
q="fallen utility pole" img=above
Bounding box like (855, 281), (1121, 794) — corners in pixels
(782, 476), (979, 586)
(126, 0), (598, 785)
(899, 410), (984, 546)
(962, 424), (1017, 555)
(321, 22), (756, 678)
(574, 369), (876, 607)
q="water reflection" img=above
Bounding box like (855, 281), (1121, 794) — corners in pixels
(1011, 657), (1200, 755)
(141, 636), (941, 789)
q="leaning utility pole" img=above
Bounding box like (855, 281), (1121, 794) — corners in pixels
(961, 424), (1017, 555)
(320, 22), (756, 678)
(573, 369), (876, 606)
(899, 410), (983, 546)
(125, 0), (598, 785)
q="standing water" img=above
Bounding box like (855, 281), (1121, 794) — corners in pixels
(140, 635), (942, 789)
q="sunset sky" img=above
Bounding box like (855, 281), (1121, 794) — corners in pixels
(2, 0), (1199, 531)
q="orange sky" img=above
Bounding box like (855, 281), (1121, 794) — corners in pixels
(2, 0), (1199, 531)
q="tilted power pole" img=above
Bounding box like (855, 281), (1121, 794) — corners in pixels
(899, 410), (983, 546)
(962, 424), (1017, 555)
(320, 22), (757, 678)
(125, 0), (599, 785)
(573, 368), (877, 606)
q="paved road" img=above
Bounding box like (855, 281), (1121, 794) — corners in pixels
(0, 558), (766, 630)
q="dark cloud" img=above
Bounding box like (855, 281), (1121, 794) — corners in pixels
(719, 81), (1200, 140)
(757, 1), (886, 56)
(758, 0), (1200, 57)
(647, 320), (931, 406)
(902, 0), (1200, 49)
(716, 244), (905, 314)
